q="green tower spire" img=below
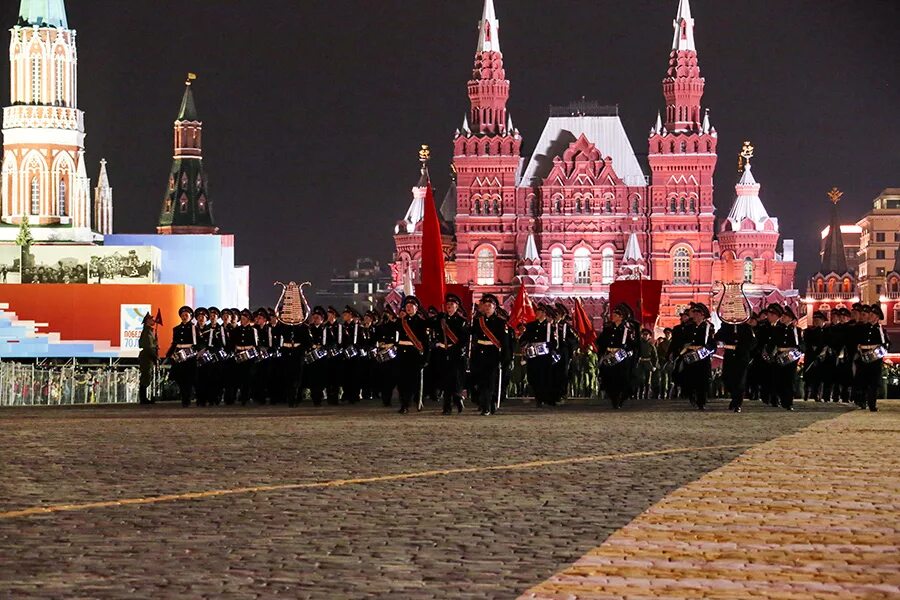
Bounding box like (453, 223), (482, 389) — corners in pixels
(18, 0), (68, 29)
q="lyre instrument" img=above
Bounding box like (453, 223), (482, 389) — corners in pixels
(714, 281), (751, 325)
(274, 281), (311, 325)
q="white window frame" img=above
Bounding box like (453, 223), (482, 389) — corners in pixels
(601, 247), (614, 284)
(673, 247), (691, 284)
(550, 247), (563, 285)
(476, 248), (495, 285)
(574, 247), (591, 285)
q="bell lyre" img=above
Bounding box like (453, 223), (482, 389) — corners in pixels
(274, 281), (311, 325)
(715, 281), (751, 325)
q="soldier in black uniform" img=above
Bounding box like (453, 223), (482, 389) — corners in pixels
(306, 307), (330, 406)
(251, 308), (275, 404)
(771, 305), (802, 410)
(360, 311), (378, 400)
(715, 319), (757, 412)
(231, 309), (259, 406)
(204, 306), (228, 406)
(667, 309), (692, 399)
(803, 311), (828, 401)
(193, 307), (212, 406)
(434, 294), (470, 415)
(853, 305), (889, 411)
(681, 303), (716, 410)
(521, 304), (558, 407)
(220, 309), (238, 405)
(469, 294), (508, 415)
(374, 308), (399, 406)
(395, 296), (430, 414)
(138, 313), (158, 405)
(274, 312), (311, 408)
(758, 305), (783, 406)
(821, 309), (842, 402)
(341, 306), (364, 404)
(836, 307), (856, 403)
(596, 303), (637, 409)
(552, 303), (578, 404)
(166, 305), (198, 407)
(325, 307), (343, 405)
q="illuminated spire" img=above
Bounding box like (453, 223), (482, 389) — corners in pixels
(18, 0), (68, 29)
(477, 0), (500, 53)
(672, 0), (696, 52)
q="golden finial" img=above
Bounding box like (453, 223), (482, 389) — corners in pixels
(737, 140), (754, 174)
(450, 162), (458, 180)
(827, 187), (843, 205)
(418, 144), (431, 166)
(186, 72), (197, 86)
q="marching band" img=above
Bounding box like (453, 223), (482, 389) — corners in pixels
(140, 295), (891, 414)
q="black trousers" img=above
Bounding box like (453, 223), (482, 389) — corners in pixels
(170, 359), (196, 407)
(342, 356), (362, 404)
(776, 361), (798, 408)
(600, 359), (630, 408)
(526, 355), (556, 406)
(722, 353), (749, 409)
(235, 361), (255, 405)
(376, 358), (398, 406)
(682, 360), (711, 408)
(325, 356), (342, 404)
(853, 359), (881, 410)
(471, 346), (501, 414)
(305, 359), (327, 405)
(396, 348), (423, 411)
(280, 350), (304, 406)
(196, 363), (218, 406)
(434, 347), (466, 412)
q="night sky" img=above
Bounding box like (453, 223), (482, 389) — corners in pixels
(2, 1), (898, 306)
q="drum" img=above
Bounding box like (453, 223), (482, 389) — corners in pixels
(195, 348), (219, 366)
(256, 347), (272, 362)
(234, 348), (259, 364)
(328, 347), (343, 358)
(172, 348), (196, 364)
(599, 348), (631, 367)
(860, 345), (887, 364)
(775, 348), (804, 366)
(375, 347), (398, 363)
(343, 346), (360, 360)
(304, 347), (329, 365)
(683, 346), (714, 365)
(524, 342), (551, 360)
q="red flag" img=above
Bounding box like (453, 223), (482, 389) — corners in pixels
(508, 282), (536, 329)
(609, 280), (663, 329)
(572, 298), (597, 352)
(417, 181), (446, 311)
(154, 308), (163, 326)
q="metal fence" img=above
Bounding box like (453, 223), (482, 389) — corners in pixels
(0, 360), (145, 407)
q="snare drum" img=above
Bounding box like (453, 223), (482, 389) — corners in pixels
(375, 347), (398, 363)
(683, 346), (714, 365)
(304, 347), (328, 364)
(234, 348), (259, 364)
(172, 348), (196, 364)
(256, 347), (272, 362)
(600, 348), (630, 367)
(343, 347), (360, 360)
(195, 348), (219, 366)
(328, 347), (343, 358)
(775, 348), (804, 366)
(524, 342), (551, 360)
(860, 345), (887, 364)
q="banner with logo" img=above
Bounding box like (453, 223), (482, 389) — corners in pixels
(120, 304), (151, 355)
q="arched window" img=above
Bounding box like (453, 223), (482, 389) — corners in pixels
(31, 56), (41, 104)
(574, 247), (591, 285)
(605, 200), (612, 213)
(574, 198), (582, 213)
(842, 278), (852, 293)
(551, 247), (563, 285)
(670, 198), (677, 213)
(680, 198), (687, 213)
(58, 179), (66, 216)
(672, 247), (691, 284)
(743, 257), (754, 283)
(680, 141), (687, 153)
(631, 197), (640, 214)
(473, 199), (481, 215)
(476, 249), (495, 285)
(601, 247), (614, 284)
(827, 278), (835, 294)
(816, 278), (824, 293)
(179, 193), (189, 213)
(689, 198), (696, 213)
(30, 176), (40, 215)
(55, 57), (65, 105)
(554, 198), (562, 214)
(198, 194), (207, 213)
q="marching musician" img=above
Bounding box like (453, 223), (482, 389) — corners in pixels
(138, 313), (158, 405)
(715, 318), (756, 413)
(681, 303), (716, 410)
(853, 304), (890, 411)
(821, 309), (843, 402)
(374, 307), (399, 407)
(274, 308), (311, 408)
(306, 306), (330, 406)
(202, 306), (228, 406)
(470, 294), (509, 416)
(836, 307), (856, 403)
(360, 311), (378, 401)
(667, 309), (692, 399)
(166, 305), (199, 407)
(757, 305), (782, 406)
(193, 307), (212, 407)
(803, 311), (828, 402)
(325, 307), (343, 405)
(394, 296), (430, 414)
(553, 303), (578, 405)
(231, 309), (259, 406)
(340, 306), (363, 404)
(771, 305), (802, 410)
(520, 303), (558, 407)
(434, 294), (469, 415)
(596, 303), (637, 409)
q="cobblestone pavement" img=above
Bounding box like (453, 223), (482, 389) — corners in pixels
(0, 398), (847, 599)
(521, 401), (900, 600)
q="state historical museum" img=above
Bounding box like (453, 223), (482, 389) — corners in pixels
(392, 0), (797, 327)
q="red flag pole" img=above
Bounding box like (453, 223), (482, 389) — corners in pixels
(417, 146), (446, 311)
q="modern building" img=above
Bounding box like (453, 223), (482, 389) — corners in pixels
(390, 0), (797, 326)
(856, 188), (900, 304)
(315, 257), (392, 313)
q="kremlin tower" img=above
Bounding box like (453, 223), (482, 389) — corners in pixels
(1, 0), (110, 242)
(157, 76), (217, 234)
(390, 0), (799, 326)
